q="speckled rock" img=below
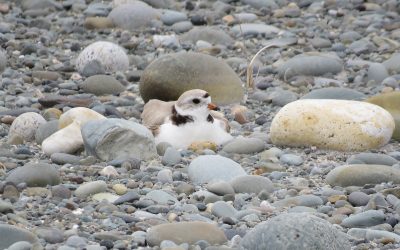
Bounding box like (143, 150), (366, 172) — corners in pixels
(76, 41), (129, 75)
(6, 163), (60, 187)
(270, 99), (395, 151)
(140, 52), (244, 105)
(326, 164), (400, 187)
(8, 112), (46, 142)
(240, 213), (351, 250)
(81, 118), (157, 161)
(147, 221), (227, 246)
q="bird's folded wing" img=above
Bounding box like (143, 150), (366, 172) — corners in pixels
(210, 110), (231, 132)
(141, 99), (175, 127)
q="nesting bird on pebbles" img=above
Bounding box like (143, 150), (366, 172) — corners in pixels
(141, 89), (233, 149)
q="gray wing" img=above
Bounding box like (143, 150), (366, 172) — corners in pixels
(141, 99), (175, 128)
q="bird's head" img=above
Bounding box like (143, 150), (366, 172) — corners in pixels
(175, 89), (218, 120)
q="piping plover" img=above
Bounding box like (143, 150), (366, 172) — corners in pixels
(141, 89), (233, 149)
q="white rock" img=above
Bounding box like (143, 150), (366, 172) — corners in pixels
(58, 107), (106, 129)
(9, 112), (46, 142)
(42, 121), (83, 156)
(270, 99), (395, 151)
(75, 41), (129, 74)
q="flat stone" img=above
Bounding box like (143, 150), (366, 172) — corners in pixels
(240, 213), (351, 250)
(206, 181), (235, 196)
(230, 175), (273, 194)
(341, 210), (385, 228)
(75, 180), (107, 198)
(181, 27), (234, 45)
(347, 153), (398, 166)
(6, 163), (60, 187)
(76, 41), (129, 76)
(348, 228), (400, 242)
(301, 87), (366, 101)
(326, 164), (400, 187)
(188, 155), (246, 184)
(161, 10), (187, 26)
(232, 23), (280, 37)
(0, 224), (41, 250)
(51, 153), (81, 165)
(278, 53), (343, 79)
(273, 195), (324, 208)
(81, 75), (125, 96)
(146, 221), (227, 246)
(113, 191), (140, 205)
(270, 99), (395, 151)
(92, 192), (120, 203)
(35, 227), (64, 244)
(140, 52), (244, 105)
(211, 201), (237, 218)
(145, 190), (178, 205)
(84, 17), (114, 29)
(81, 118), (157, 161)
(222, 137), (265, 154)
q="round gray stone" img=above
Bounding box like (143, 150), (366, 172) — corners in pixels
(383, 53), (400, 74)
(348, 191), (370, 207)
(81, 75), (125, 96)
(188, 155), (246, 184)
(230, 175), (273, 194)
(181, 27), (234, 45)
(222, 137), (265, 154)
(145, 190), (178, 205)
(341, 210), (385, 228)
(0, 224), (41, 250)
(278, 53), (343, 79)
(108, 3), (159, 31)
(161, 147), (181, 166)
(367, 63), (389, 83)
(346, 153), (398, 166)
(211, 201), (237, 218)
(240, 213), (351, 250)
(280, 154), (304, 166)
(81, 118), (157, 161)
(75, 180), (107, 199)
(6, 163), (60, 187)
(35, 120), (59, 144)
(140, 52), (244, 105)
(160, 10), (187, 26)
(301, 87), (366, 100)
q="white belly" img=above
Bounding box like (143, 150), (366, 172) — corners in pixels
(155, 121), (233, 149)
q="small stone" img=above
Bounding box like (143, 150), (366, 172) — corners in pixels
(367, 63), (389, 84)
(92, 192), (119, 203)
(181, 27), (234, 45)
(188, 155), (246, 184)
(231, 23), (280, 37)
(35, 227), (64, 244)
(188, 141), (217, 153)
(222, 137), (265, 154)
(8, 112), (46, 142)
(161, 147), (181, 166)
(0, 199), (13, 213)
(211, 201), (237, 218)
(157, 169), (173, 184)
(75, 180), (107, 199)
(206, 181), (235, 196)
(113, 184), (127, 195)
(348, 191), (370, 206)
(51, 153), (81, 165)
(341, 210), (385, 228)
(81, 75), (125, 96)
(6, 163), (60, 187)
(113, 191), (140, 205)
(273, 195), (323, 208)
(146, 221), (227, 246)
(84, 17), (114, 29)
(301, 87), (366, 100)
(100, 166), (119, 178)
(280, 154), (304, 166)
(76, 41), (129, 75)
(230, 175), (273, 194)
(51, 185), (72, 200)
(347, 153), (398, 166)
(145, 190), (178, 205)
(0, 224), (41, 250)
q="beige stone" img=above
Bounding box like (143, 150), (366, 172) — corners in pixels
(58, 107), (106, 129)
(42, 121), (83, 156)
(270, 99), (395, 151)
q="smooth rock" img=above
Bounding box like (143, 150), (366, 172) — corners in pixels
(42, 121), (83, 156)
(211, 201), (237, 218)
(270, 99), (395, 151)
(145, 190), (178, 205)
(327, 164), (400, 187)
(147, 222), (227, 246)
(51, 153), (81, 165)
(92, 192), (120, 203)
(35, 120), (59, 144)
(301, 87), (366, 101)
(222, 137), (264, 154)
(347, 153), (398, 166)
(81, 118), (157, 161)
(230, 175), (273, 194)
(367, 63), (389, 83)
(108, 3), (159, 31)
(81, 75), (125, 95)
(273, 195), (323, 208)
(206, 181), (235, 196)
(241, 0), (278, 9)
(280, 154), (304, 166)
(7, 241), (33, 250)
(140, 52), (244, 105)
(348, 228), (400, 242)
(75, 180), (107, 198)
(181, 27), (234, 45)
(278, 53), (343, 79)
(161, 147), (181, 166)
(188, 155), (246, 184)
(0, 224), (41, 250)
(84, 17), (114, 29)
(35, 227), (64, 244)
(341, 210), (385, 228)
(161, 10), (187, 26)
(348, 192), (370, 207)
(240, 213), (351, 250)
(0, 199), (13, 213)
(76, 41), (129, 75)
(231, 23), (280, 37)
(270, 89), (298, 107)
(0, 49), (6, 73)
(8, 112), (46, 142)
(6, 163), (60, 187)
(367, 92), (400, 140)
(383, 53), (400, 74)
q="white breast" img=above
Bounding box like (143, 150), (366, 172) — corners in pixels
(155, 121), (233, 150)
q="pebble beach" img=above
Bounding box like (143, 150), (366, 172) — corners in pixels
(1, 0), (400, 249)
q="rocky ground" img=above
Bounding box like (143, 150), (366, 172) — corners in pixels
(1, 0), (400, 249)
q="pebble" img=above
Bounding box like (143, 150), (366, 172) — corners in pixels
(6, 163), (60, 187)
(367, 63), (389, 83)
(146, 221), (227, 246)
(188, 155), (247, 184)
(240, 213), (351, 250)
(157, 169), (173, 184)
(161, 147), (181, 166)
(301, 87), (366, 100)
(230, 175), (273, 194)
(211, 201), (237, 218)
(139, 52), (244, 105)
(348, 191), (370, 207)
(206, 181), (235, 196)
(8, 112), (46, 142)
(270, 99), (395, 151)
(81, 75), (125, 96)
(222, 137), (265, 154)
(75, 180), (107, 199)
(81, 118), (158, 161)
(326, 164), (400, 187)
(341, 210), (385, 228)
(181, 27), (234, 45)
(231, 23), (280, 37)
(383, 53), (400, 74)
(279, 154), (303, 166)
(347, 153), (398, 166)
(76, 41), (129, 76)
(51, 152), (81, 165)
(145, 190), (178, 205)
(0, 224), (41, 250)
(278, 53), (343, 80)
(273, 195), (323, 208)
(112, 184), (127, 195)
(35, 227), (64, 244)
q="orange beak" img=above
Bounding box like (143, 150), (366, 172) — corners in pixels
(207, 103), (219, 111)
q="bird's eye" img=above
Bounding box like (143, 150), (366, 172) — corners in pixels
(192, 98), (200, 104)
(203, 93), (209, 98)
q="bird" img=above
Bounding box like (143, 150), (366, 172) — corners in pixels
(141, 89), (233, 149)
